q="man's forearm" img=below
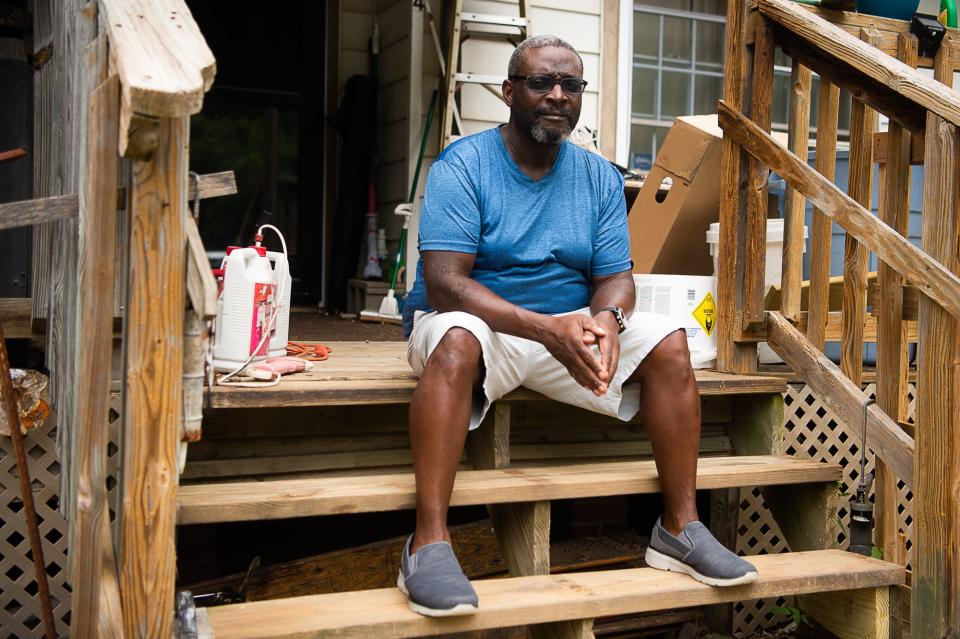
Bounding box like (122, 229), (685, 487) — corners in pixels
(589, 271), (636, 319)
(428, 273), (553, 343)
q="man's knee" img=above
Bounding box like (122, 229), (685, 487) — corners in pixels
(427, 327), (483, 382)
(645, 329), (692, 378)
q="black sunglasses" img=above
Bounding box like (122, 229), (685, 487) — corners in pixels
(509, 75), (588, 95)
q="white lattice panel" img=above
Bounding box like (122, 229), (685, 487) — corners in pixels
(732, 382), (915, 637)
(0, 395), (121, 638)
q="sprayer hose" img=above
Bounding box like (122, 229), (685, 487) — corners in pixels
(286, 341), (332, 361)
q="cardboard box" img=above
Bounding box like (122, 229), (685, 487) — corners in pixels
(628, 115), (723, 276)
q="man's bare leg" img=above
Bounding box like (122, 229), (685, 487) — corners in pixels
(627, 329), (700, 536)
(409, 328), (483, 553)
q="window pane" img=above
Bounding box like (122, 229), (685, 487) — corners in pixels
(629, 124), (672, 171)
(661, 71), (691, 118)
(632, 67), (657, 117)
(694, 75), (722, 114)
(630, 124), (656, 171)
(773, 72), (790, 127)
(662, 17), (692, 68)
(695, 21), (724, 69)
(634, 13), (660, 62)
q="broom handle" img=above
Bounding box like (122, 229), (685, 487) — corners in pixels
(389, 88), (439, 290)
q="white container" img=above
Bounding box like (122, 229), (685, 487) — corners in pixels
(705, 219), (808, 364)
(266, 250), (292, 358)
(213, 247), (276, 372)
(634, 274), (717, 369)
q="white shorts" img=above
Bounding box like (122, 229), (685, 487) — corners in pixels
(407, 308), (684, 430)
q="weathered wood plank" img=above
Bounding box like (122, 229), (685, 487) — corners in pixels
(912, 45), (960, 638)
(98, 0), (214, 118)
(751, 3), (960, 70)
(718, 100), (960, 320)
(794, 310), (917, 342)
(807, 77), (841, 350)
(30, 0), (54, 325)
(759, 0), (960, 127)
(200, 551), (905, 639)
(874, 32), (917, 571)
(840, 30), (879, 387)
(717, 0), (757, 372)
(765, 311), (914, 485)
(873, 131), (925, 165)
(0, 298), (32, 339)
(68, 69), (124, 639)
(0, 194), (77, 231)
(185, 216), (217, 319)
(118, 116), (187, 638)
(177, 456), (840, 524)
(466, 403), (510, 471)
(744, 16), (776, 326)
(781, 60), (812, 322)
(47, 0), (96, 527)
(188, 170), (236, 201)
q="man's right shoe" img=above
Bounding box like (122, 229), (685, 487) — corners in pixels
(645, 518), (759, 587)
(398, 534), (479, 617)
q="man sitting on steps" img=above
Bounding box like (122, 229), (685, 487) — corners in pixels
(398, 34), (758, 617)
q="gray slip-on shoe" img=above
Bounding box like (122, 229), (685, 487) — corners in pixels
(397, 534), (479, 617)
(645, 518), (759, 586)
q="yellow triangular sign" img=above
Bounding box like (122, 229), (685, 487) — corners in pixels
(692, 291), (716, 336)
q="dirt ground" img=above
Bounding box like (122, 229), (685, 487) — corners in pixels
(288, 307), (405, 342)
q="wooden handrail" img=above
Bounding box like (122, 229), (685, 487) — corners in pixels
(99, 0), (216, 157)
(759, 0), (960, 128)
(765, 312), (915, 485)
(718, 100), (960, 321)
(98, 0), (214, 118)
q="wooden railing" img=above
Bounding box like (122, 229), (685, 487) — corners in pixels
(58, 1), (216, 637)
(718, 1), (959, 635)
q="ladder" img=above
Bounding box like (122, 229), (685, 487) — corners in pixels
(431, 0), (532, 149)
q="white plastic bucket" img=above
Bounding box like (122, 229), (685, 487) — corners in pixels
(633, 274), (717, 369)
(705, 219), (808, 364)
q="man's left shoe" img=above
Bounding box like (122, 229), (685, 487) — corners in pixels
(645, 518), (759, 587)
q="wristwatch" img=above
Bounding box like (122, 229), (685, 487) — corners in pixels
(600, 306), (627, 334)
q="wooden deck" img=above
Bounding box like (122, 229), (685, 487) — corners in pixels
(207, 342), (788, 409)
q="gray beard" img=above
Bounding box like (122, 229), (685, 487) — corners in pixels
(530, 121), (571, 144)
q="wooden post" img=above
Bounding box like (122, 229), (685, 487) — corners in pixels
(801, 586), (900, 639)
(912, 45), (960, 638)
(717, 0), (757, 373)
(874, 33), (917, 572)
(807, 77), (841, 350)
(67, 39), (125, 634)
(840, 30), (879, 388)
(118, 116), (188, 638)
(466, 403), (593, 639)
(781, 60), (812, 322)
(743, 15), (775, 327)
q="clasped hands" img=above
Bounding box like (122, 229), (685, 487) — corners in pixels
(542, 313), (621, 397)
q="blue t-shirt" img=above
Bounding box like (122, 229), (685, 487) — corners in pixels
(402, 126), (630, 337)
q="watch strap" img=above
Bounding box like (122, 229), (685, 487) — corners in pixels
(600, 306), (627, 334)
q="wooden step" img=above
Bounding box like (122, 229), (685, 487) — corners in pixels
(198, 550), (904, 639)
(177, 455), (839, 524)
(206, 342), (787, 409)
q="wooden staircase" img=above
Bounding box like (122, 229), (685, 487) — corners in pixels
(177, 341), (905, 638)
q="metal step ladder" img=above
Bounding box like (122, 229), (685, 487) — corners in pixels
(428, 0), (532, 149)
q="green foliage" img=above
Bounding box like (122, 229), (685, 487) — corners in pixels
(871, 545), (884, 560)
(769, 605), (811, 627)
